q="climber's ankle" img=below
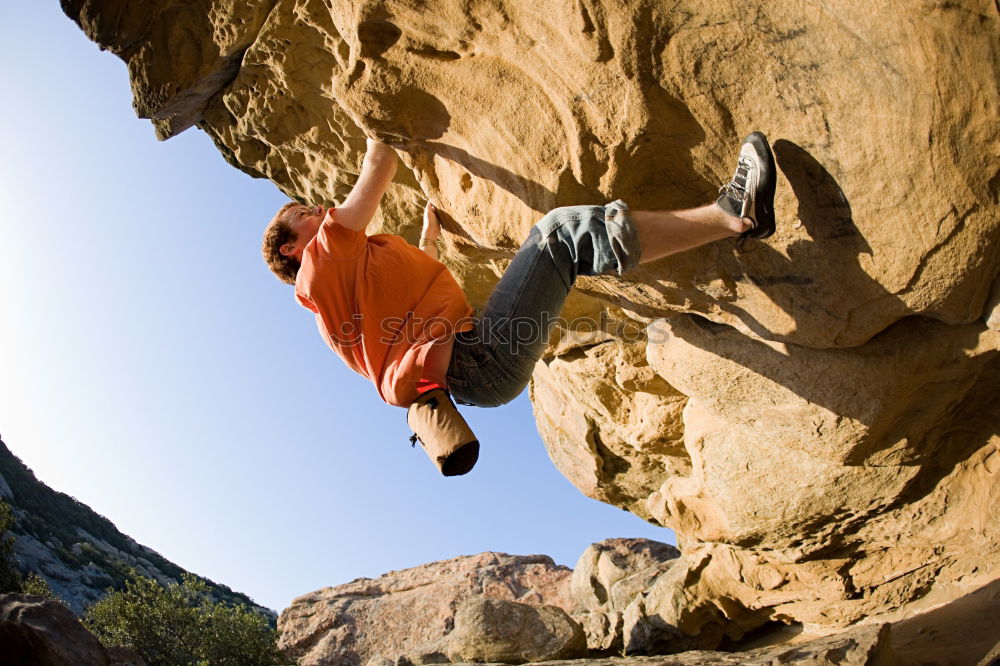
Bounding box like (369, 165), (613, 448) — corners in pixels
(715, 204), (754, 236)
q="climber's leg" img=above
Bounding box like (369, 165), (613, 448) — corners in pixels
(632, 131), (777, 261)
(631, 205), (749, 264)
(447, 201), (639, 407)
(445, 133), (778, 407)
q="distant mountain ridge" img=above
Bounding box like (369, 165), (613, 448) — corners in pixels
(0, 435), (272, 618)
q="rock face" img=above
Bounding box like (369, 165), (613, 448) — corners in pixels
(630, 317), (1000, 640)
(277, 552), (573, 665)
(63, 0), (1000, 649)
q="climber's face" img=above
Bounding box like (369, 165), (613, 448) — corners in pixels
(279, 204), (326, 260)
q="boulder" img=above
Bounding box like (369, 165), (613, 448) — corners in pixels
(0, 593), (109, 666)
(106, 646), (147, 666)
(277, 552), (572, 665)
(570, 538), (680, 653)
(444, 596), (586, 664)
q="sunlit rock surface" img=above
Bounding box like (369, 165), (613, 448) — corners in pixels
(570, 538), (681, 654)
(276, 553), (572, 665)
(63, 0), (1000, 649)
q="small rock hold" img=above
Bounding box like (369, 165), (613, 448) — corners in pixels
(985, 276), (1000, 331)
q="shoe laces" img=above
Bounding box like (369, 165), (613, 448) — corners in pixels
(721, 155), (759, 248)
(718, 156), (754, 202)
(719, 155), (757, 250)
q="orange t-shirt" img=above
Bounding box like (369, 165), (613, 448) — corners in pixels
(294, 212), (475, 407)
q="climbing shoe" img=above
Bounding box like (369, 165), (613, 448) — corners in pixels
(716, 131), (777, 242)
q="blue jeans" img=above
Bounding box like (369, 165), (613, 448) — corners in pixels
(446, 200), (641, 407)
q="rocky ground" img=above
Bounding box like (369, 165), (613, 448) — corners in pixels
(276, 541), (999, 666)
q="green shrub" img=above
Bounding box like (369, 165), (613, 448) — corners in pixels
(84, 571), (288, 666)
(0, 500), (64, 603)
(0, 500), (21, 594)
(21, 571), (57, 598)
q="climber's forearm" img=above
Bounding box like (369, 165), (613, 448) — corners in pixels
(418, 201), (442, 260)
(334, 139), (398, 231)
(420, 243), (439, 260)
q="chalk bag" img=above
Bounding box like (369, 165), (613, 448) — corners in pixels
(406, 388), (479, 476)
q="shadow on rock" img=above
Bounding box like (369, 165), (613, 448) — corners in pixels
(367, 86), (452, 143)
(662, 312), (998, 465)
(422, 140), (559, 215)
(890, 578), (1000, 665)
(652, 144), (1000, 473)
(720, 139), (901, 345)
(616, 140), (908, 348)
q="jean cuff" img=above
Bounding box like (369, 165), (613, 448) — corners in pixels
(605, 199), (641, 275)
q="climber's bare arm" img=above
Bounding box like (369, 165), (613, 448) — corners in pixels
(334, 139), (398, 232)
(419, 202), (441, 259)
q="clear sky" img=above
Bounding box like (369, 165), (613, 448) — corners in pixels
(0, 2), (673, 612)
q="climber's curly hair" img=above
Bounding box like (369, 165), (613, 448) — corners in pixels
(262, 201), (302, 285)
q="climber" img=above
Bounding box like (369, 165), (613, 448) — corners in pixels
(261, 133), (776, 475)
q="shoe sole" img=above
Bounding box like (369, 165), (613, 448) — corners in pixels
(744, 132), (776, 239)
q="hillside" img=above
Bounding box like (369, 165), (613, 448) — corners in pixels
(0, 435), (272, 618)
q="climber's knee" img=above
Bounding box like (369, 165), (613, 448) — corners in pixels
(534, 208), (570, 239)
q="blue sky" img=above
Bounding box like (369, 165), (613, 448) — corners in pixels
(0, 3), (673, 612)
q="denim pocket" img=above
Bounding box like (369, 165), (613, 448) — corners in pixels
(454, 343), (493, 368)
(448, 362), (501, 407)
(482, 372), (525, 406)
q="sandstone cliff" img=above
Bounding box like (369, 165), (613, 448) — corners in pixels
(61, 0), (1000, 651)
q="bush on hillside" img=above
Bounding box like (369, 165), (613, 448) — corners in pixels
(21, 571), (58, 598)
(0, 500), (64, 603)
(0, 500), (22, 593)
(84, 570), (288, 666)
